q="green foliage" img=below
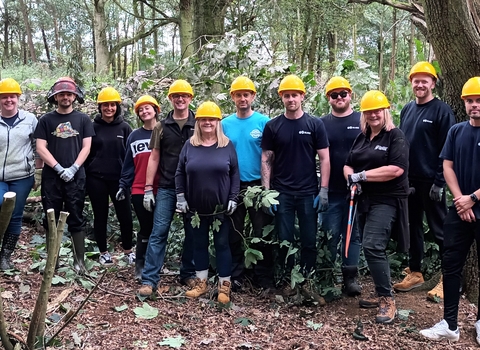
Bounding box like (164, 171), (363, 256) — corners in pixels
(157, 336), (186, 348)
(306, 320), (323, 330)
(134, 303), (159, 320)
(235, 317), (254, 326)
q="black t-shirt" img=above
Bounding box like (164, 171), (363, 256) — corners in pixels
(399, 98), (455, 185)
(1, 112), (18, 126)
(261, 113), (329, 195)
(440, 121), (480, 218)
(34, 110), (95, 178)
(345, 128), (409, 197)
(321, 111), (361, 194)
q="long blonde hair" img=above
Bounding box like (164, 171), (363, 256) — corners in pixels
(360, 108), (396, 134)
(189, 119), (230, 148)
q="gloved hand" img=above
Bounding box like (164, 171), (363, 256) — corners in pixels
(226, 200), (237, 215)
(53, 163), (65, 177)
(143, 190), (155, 212)
(60, 164), (80, 182)
(429, 184), (444, 202)
(262, 204), (277, 216)
(313, 186), (329, 213)
(33, 168), (42, 190)
(116, 188), (126, 201)
(347, 170), (367, 187)
(350, 182), (362, 196)
(176, 193), (189, 213)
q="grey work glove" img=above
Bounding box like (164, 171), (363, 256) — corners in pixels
(116, 188), (126, 201)
(176, 193), (189, 213)
(226, 200), (237, 215)
(313, 186), (329, 213)
(60, 163), (79, 182)
(53, 163), (66, 177)
(429, 184), (444, 202)
(347, 170), (367, 187)
(143, 190), (155, 212)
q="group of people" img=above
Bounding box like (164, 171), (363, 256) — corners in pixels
(0, 63), (480, 343)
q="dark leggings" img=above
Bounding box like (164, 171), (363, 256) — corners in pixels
(131, 194), (154, 240)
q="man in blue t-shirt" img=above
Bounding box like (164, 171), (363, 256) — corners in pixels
(320, 76), (362, 296)
(420, 77), (480, 343)
(261, 74), (330, 304)
(222, 76), (274, 291)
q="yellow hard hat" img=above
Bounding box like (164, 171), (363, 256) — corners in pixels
(278, 74), (306, 94)
(168, 79), (194, 97)
(0, 78), (22, 95)
(409, 61), (438, 81)
(230, 76), (256, 94)
(97, 87), (122, 104)
(195, 101), (222, 119)
(134, 95), (160, 114)
(461, 77), (480, 99)
(360, 90), (390, 112)
(325, 76), (352, 96)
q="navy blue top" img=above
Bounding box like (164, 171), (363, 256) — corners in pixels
(440, 121), (480, 218)
(175, 141), (240, 215)
(261, 113), (329, 195)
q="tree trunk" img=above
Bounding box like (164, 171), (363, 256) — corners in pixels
(93, 0), (110, 75)
(409, 20), (415, 66)
(389, 9), (397, 82)
(179, 0), (194, 58)
(19, 0), (37, 62)
(327, 30), (337, 73)
(41, 27), (52, 67)
(378, 13), (384, 90)
(193, 0), (228, 50)
(307, 19), (320, 72)
(3, 0), (9, 61)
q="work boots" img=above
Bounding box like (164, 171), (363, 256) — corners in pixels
(393, 267), (424, 291)
(427, 275), (444, 301)
(0, 233), (19, 271)
(218, 280), (231, 304)
(342, 265), (362, 296)
(376, 296), (397, 324)
(135, 235), (149, 282)
(71, 231), (86, 274)
(185, 278), (208, 298)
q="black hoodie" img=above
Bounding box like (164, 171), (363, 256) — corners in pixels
(85, 113), (132, 181)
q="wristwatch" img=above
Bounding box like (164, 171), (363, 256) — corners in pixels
(470, 193), (479, 203)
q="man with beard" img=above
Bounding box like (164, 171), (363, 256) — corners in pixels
(34, 77), (95, 273)
(320, 76), (362, 296)
(138, 79), (196, 297)
(261, 74), (330, 303)
(221, 76), (274, 292)
(395, 62), (455, 300)
(420, 77), (480, 343)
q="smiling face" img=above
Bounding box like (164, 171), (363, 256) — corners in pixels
(169, 93), (192, 113)
(411, 73), (436, 102)
(231, 90), (255, 113)
(137, 103), (157, 123)
(100, 102), (117, 121)
(328, 88), (352, 114)
(54, 92), (76, 110)
(197, 117), (218, 135)
(0, 93), (19, 116)
(363, 108), (385, 131)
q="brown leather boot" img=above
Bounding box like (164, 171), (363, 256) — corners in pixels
(376, 296), (397, 324)
(218, 280), (231, 304)
(185, 278), (208, 298)
(393, 267), (424, 291)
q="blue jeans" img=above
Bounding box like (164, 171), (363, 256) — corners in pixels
(358, 203), (397, 297)
(319, 193), (361, 266)
(142, 188), (195, 288)
(276, 192), (317, 274)
(0, 176), (34, 235)
(189, 216), (231, 277)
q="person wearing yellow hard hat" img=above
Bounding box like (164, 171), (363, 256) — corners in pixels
(84, 87), (134, 268)
(137, 80), (197, 297)
(117, 95), (160, 282)
(0, 78), (43, 271)
(420, 76), (480, 343)
(344, 90), (410, 324)
(321, 76), (362, 297)
(221, 76), (275, 292)
(34, 76), (95, 274)
(261, 74), (330, 304)
(395, 62), (455, 301)
(175, 101), (239, 304)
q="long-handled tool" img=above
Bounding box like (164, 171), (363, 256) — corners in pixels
(345, 184), (358, 258)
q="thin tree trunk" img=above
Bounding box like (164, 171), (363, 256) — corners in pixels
(3, 0), (9, 61)
(41, 28), (52, 67)
(307, 18), (320, 72)
(378, 12), (384, 90)
(409, 20), (415, 66)
(389, 9), (397, 82)
(19, 0), (37, 62)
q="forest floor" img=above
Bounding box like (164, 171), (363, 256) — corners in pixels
(1, 226), (479, 350)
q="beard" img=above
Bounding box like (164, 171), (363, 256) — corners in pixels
(331, 103), (350, 114)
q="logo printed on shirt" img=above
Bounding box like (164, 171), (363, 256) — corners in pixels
(250, 129), (262, 139)
(422, 119), (433, 124)
(374, 145), (388, 151)
(117, 135), (124, 139)
(347, 126), (360, 130)
(52, 122), (79, 138)
(299, 130), (311, 135)
(130, 139), (150, 157)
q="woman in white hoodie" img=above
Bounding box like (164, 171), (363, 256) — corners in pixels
(0, 78), (42, 270)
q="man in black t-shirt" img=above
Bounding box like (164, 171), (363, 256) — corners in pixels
(261, 74), (330, 304)
(395, 62), (455, 300)
(420, 76), (480, 343)
(34, 77), (95, 273)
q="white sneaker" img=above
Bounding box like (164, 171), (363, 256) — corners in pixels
(124, 252), (136, 265)
(475, 320), (480, 345)
(99, 252), (114, 266)
(420, 319), (459, 341)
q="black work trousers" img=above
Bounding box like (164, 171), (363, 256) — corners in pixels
(442, 208), (480, 329)
(86, 176), (133, 252)
(408, 180), (447, 272)
(131, 194), (154, 241)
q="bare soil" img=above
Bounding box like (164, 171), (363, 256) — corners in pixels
(1, 227), (479, 350)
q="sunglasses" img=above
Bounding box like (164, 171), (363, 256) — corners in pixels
(329, 90), (349, 99)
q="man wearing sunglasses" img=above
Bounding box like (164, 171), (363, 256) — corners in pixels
(395, 62), (455, 301)
(138, 79), (196, 298)
(320, 76), (362, 297)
